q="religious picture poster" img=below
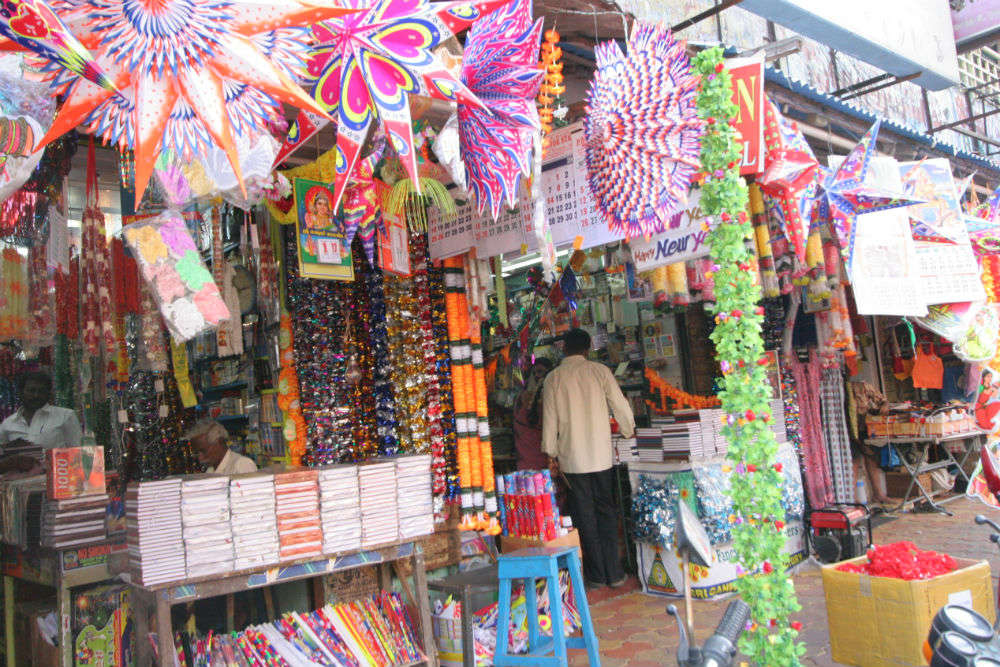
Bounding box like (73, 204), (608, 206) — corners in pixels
(378, 212), (411, 277)
(900, 158), (985, 305)
(725, 53), (765, 176)
(968, 365), (1000, 508)
(293, 178), (354, 281)
(839, 156), (927, 317)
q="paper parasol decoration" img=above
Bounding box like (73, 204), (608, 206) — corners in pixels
(285, 0), (507, 214)
(456, 0), (543, 219)
(0, 0), (113, 91)
(813, 120), (924, 261)
(343, 135), (387, 265)
(759, 98), (819, 264)
(583, 23), (703, 238)
(31, 0), (356, 201)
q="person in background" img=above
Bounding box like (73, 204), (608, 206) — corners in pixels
(542, 328), (635, 588)
(185, 418), (257, 474)
(0, 370), (81, 473)
(513, 357), (553, 470)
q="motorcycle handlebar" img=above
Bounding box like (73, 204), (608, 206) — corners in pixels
(975, 514), (1000, 533)
(714, 600), (751, 647)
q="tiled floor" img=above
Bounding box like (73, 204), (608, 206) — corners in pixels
(565, 497), (1000, 667)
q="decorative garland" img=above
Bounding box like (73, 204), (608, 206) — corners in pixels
(692, 47), (804, 665)
(428, 255), (461, 504)
(644, 368), (721, 411)
(537, 28), (565, 154)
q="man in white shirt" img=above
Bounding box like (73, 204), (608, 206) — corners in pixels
(185, 418), (257, 475)
(0, 371), (82, 472)
(542, 329), (635, 589)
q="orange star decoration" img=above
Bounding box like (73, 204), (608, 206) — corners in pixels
(32, 0), (356, 202)
(536, 28), (564, 153)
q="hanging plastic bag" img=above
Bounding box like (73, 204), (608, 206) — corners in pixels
(122, 210), (230, 342)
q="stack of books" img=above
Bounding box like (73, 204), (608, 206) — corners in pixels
(126, 479), (185, 586)
(40, 494), (108, 549)
(230, 472), (279, 570)
(274, 469), (322, 561)
(635, 427), (665, 462)
(181, 476), (234, 578)
(770, 399), (788, 443)
(359, 461), (398, 547)
(662, 420), (701, 457)
(613, 436), (638, 465)
(318, 466), (361, 553)
(396, 455), (433, 540)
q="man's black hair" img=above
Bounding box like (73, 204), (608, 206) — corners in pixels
(17, 370), (53, 395)
(563, 328), (592, 355)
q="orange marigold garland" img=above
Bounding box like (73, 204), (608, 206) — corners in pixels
(644, 367), (721, 411)
(277, 313), (307, 465)
(537, 28), (565, 154)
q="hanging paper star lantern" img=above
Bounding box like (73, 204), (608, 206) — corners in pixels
(32, 0), (356, 201)
(456, 0), (543, 219)
(283, 0), (507, 214)
(0, 0), (113, 91)
(813, 120), (924, 262)
(344, 135), (387, 265)
(583, 23), (704, 238)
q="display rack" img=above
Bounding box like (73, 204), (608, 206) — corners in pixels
(865, 430), (986, 514)
(130, 539), (439, 667)
(1, 539), (126, 667)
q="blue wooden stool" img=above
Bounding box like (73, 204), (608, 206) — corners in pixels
(494, 546), (600, 667)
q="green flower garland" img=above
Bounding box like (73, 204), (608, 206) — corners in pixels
(692, 47), (805, 666)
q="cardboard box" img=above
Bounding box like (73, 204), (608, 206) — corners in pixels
(822, 556), (995, 667)
(499, 528), (580, 555)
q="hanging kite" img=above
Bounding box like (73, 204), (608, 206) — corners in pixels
(30, 0), (356, 201)
(0, 0), (113, 91)
(343, 135), (387, 265)
(583, 23), (704, 238)
(813, 120), (924, 263)
(456, 0), (543, 219)
(283, 0), (508, 214)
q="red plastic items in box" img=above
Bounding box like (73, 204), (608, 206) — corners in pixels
(836, 541), (957, 580)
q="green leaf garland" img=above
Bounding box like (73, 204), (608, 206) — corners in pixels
(692, 46), (805, 666)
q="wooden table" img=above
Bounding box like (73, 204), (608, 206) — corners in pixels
(130, 539), (440, 666)
(1, 539), (126, 667)
(865, 430), (986, 514)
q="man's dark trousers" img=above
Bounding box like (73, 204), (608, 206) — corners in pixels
(564, 467), (623, 585)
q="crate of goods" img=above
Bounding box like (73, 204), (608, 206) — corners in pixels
(823, 547), (994, 667)
(884, 471), (934, 499)
(866, 416), (890, 438)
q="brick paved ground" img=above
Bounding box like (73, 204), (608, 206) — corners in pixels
(565, 497), (1000, 667)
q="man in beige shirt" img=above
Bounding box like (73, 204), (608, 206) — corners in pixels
(542, 328), (635, 588)
(185, 419), (258, 475)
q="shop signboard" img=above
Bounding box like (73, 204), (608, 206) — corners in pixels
(628, 190), (709, 272)
(726, 54), (765, 176)
(952, 0), (1000, 50)
(292, 178), (354, 281)
(739, 0), (959, 90)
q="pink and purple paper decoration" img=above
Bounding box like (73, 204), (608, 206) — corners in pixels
(287, 0), (508, 214)
(0, 0), (113, 91)
(456, 0), (543, 219)
(583, 23), (703, 239)
(31, 0), (353, 201)
(343, 135), (387, 265)
(813, 120), (924, 262)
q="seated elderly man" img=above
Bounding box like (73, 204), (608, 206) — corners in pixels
(185, 418), (257, 474)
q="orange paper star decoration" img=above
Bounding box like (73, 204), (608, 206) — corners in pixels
(32, 0), (357, 201)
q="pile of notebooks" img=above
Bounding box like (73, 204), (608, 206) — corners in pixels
(40, 494), (108, 549)
(275, 469), (322, 561)
(318, 466), (361, 553)
(126, 479), (185, 586)
(181, 476), (233, 578)
(230, 472), (279, 570)
(359, 461), (398, 547)
(612, 436), (638, 465)
(396, 455), (434, 540)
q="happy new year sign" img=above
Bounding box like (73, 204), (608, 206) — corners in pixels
(630, 190), (711, 272)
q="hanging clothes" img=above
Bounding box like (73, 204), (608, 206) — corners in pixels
(912, 344), (944, 390)
(820, 367), (855, 504)
(786, 351), (835, 509)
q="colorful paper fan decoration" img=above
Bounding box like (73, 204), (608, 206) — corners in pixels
(283, 0), (508, 214)
(813, 120), (925, 263)
(31, 0), (356, 202)
(0, 0), (113, 91)
(343, 135), (387, 265)
(456, 0), (543, 219)
(759, 99), (819, 264)
(583, 23), (704, 238)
